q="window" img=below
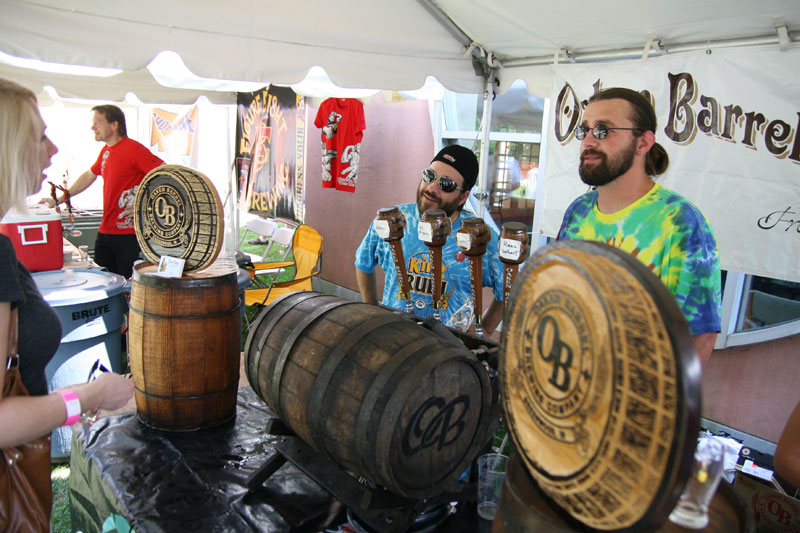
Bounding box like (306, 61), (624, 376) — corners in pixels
(438, 80), (545, 244)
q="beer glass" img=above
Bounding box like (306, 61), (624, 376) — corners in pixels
(668, 436), (725, 529)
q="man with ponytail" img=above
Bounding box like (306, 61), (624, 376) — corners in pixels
(558, 87), (721, 366)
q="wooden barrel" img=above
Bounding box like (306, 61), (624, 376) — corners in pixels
(128, 262), (240, 430)
(500, 240), (702, 530)
(244, 292), (492, 499)
(492, 454), (754, 532)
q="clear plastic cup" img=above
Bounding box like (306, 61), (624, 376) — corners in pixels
(477, 453), (508, 521)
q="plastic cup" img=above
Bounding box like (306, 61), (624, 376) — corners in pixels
(477, 453), (508, 521)
(668, 436), (725, 529)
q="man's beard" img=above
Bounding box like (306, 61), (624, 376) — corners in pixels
(579, 138), (637, 187)
(416, 187), (463, 217)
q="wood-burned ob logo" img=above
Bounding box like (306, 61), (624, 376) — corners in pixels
(519, 288), (594, 452)
(402, 394), (470, 456)
(141, 182), (190, 248)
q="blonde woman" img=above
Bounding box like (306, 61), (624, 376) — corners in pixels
(0, 78), (134, 525)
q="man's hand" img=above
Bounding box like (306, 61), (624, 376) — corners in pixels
(39, 197), (57, 208)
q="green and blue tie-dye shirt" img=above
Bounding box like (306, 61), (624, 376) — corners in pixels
(557, 183), (721, 335)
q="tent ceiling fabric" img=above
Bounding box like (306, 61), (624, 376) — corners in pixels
(0, 61), (236, 105)
(1, 0), (799, 98)
(0, 0), (484, 93)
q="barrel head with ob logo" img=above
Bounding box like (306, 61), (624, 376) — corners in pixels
(134, 165), (224, 272)
(499, 240), (701, 531)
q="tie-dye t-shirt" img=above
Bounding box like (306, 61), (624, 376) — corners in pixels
(557, 183), (721, 335)
(355, 202), (504, 330)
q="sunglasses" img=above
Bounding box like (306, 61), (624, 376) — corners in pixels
(421, 168), (464, 193)
(575, 124), (643, 140)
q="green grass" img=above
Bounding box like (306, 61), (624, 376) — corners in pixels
(51, 463), (71, 532)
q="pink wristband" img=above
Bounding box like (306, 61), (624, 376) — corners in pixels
(57, 390), (81, 426)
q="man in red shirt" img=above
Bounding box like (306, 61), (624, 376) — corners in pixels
(44, 105), (163, 278)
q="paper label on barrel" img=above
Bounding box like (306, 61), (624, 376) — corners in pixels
(456, 232), (471, 251)
(499, 238), (522, 261)
(374, 219), (390, 240)
(418, 221), (433, 243)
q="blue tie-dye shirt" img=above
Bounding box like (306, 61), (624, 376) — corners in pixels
(355, 203), (505, 330)
(558, 183), (721, 335)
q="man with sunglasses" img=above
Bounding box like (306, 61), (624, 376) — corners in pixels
(557, 87), (721, 366)
(355, 145), (505, 335)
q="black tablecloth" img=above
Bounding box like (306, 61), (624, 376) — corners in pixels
(69, 387), (343, 533)
(69, 387), (491, 533)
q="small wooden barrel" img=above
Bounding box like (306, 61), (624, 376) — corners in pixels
(492, 454), (754, 533)
(374, 205), (407, 241)
(244, 292), (492, 499)
(134, 165), (224, 272)
(418, 208), (451, 246)
(457, 217), (491, 255)
(128, 262), (240, 430)
(500, 240), (702, 530)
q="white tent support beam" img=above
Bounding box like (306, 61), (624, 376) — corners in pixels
(474, 69), (495, 219)
(503, 29), (800, 67)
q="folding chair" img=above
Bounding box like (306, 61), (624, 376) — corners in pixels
(243, 224), (323, 330)
(238, 217), (278, 261)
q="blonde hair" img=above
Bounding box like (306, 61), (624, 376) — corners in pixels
(0, 78), (40, 216)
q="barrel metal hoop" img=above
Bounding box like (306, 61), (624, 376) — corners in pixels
(244, 292), (322, 400)
(128, 304), (239, 320)
(306, 312), (403, 462)
(133, 380), (238, 401)
(268, 298), (360, 419)
(353, 335), (442, 470)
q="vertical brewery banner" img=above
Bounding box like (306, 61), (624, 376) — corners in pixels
(541, 46), (800, 283)
(236, 86), (305, 222)
(150, 105), (199, 168)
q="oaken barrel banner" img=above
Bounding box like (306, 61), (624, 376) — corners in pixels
(541, 46), (800, 284)
(236, 86), (306, 222)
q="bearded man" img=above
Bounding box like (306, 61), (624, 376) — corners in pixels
(355, 145), (505, 335)
(558, 87), (722, 366)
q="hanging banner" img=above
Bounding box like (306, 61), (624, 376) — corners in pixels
(235, 86), (305, 222)
(150, 106), (199, 168)
(541, 46), (800, 283)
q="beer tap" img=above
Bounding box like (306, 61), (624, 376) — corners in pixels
(418, 209), (451, 321)
(374, 206), (413, 313)
(499, 222), (528, 302)
(456, 217), (490, 337)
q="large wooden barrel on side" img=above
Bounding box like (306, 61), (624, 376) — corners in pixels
(244, 292), (492, 499)
(492, 454), (754, 533)
(128, 262), (240, 430)
(500, 240), (703, 531)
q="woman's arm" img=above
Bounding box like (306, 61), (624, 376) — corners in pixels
(0, 302), (134, 448)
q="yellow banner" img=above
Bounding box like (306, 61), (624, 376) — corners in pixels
(150, 106), (198, 156)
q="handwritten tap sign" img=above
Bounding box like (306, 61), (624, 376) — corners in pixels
(499, 238), (523, 262)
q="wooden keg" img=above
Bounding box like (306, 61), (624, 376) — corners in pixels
(492, 454), (754, 532)
(499, 240), (702, 530)
(244, 292), (492, 499)
(128, 262), (240, 430)
(134, 164), (224, 272)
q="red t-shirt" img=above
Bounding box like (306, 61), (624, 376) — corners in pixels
(314, 98), (366, 193)
(90, 137), (163, 234)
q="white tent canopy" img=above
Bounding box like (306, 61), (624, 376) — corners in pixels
(1, 0), (798, 98)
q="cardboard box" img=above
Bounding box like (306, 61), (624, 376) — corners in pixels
(0, 207), (63, 272)
(735, 472), (800, 532)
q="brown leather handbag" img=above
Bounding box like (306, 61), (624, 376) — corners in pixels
(0, 308), (53, 532)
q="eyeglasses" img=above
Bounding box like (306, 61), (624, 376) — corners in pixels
(575, 124), (643, 140)
(421, 168), (464, 193)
